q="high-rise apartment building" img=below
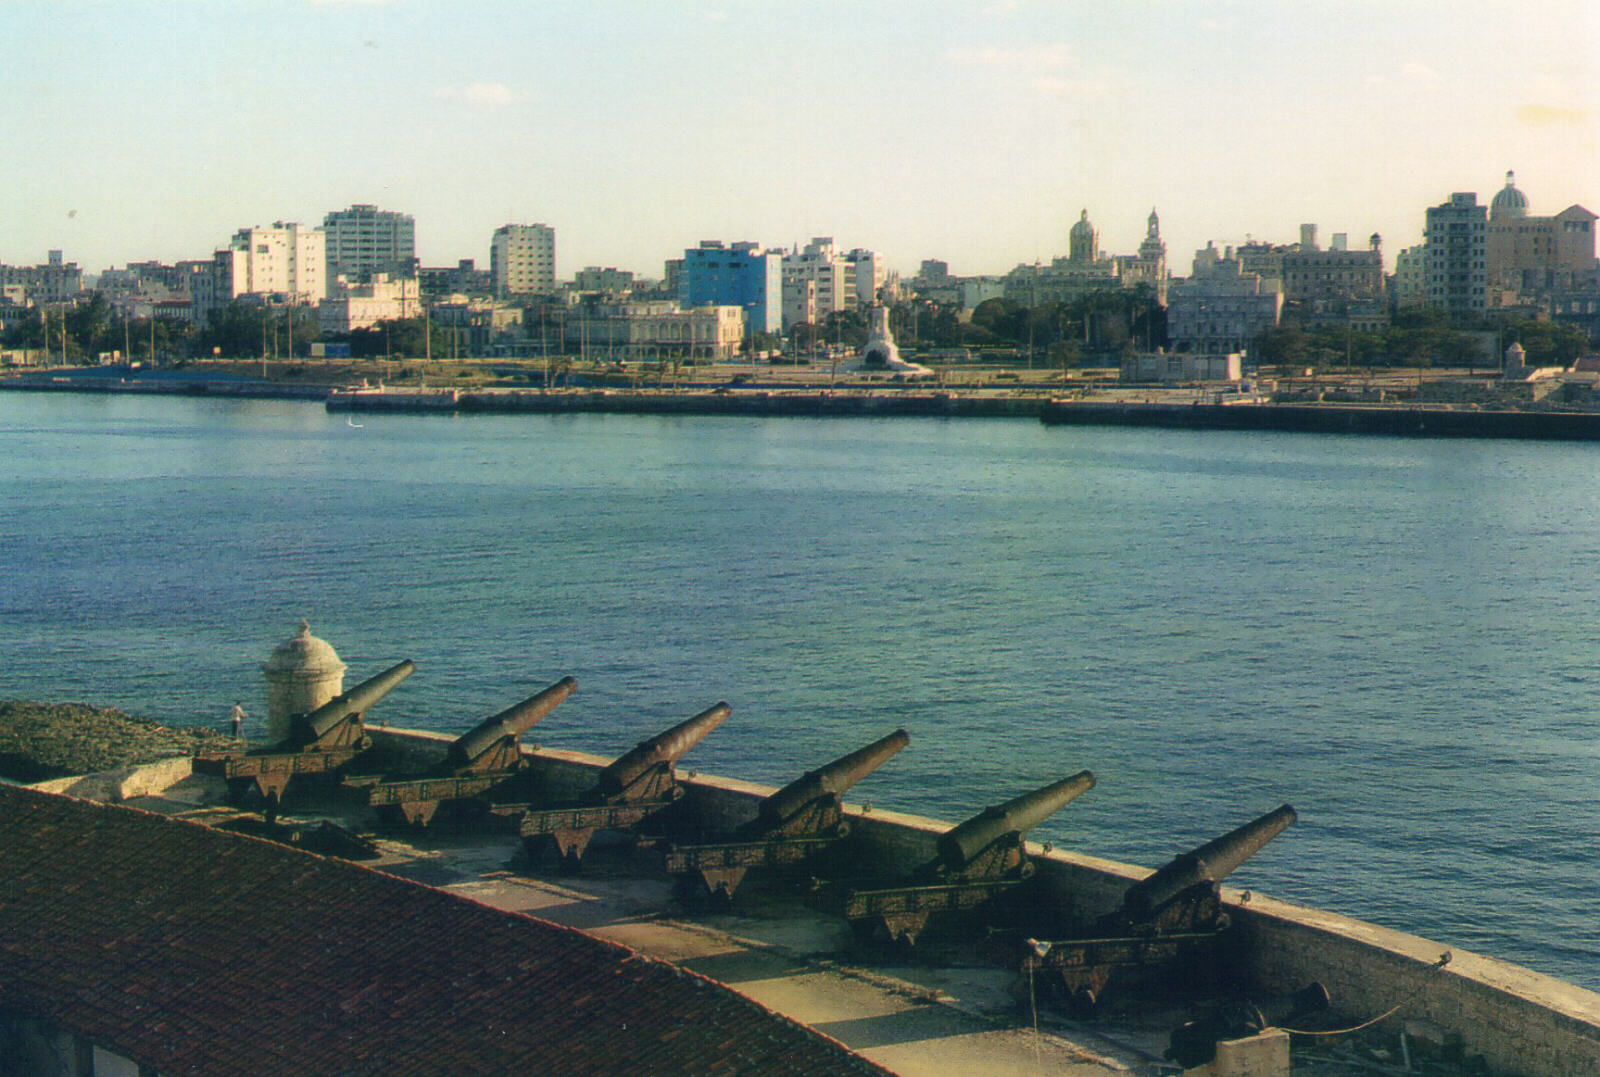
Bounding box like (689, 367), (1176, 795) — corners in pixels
(491, 224), (556, 297)
(779, 239), (889, 328)
(210, 222), (326, 313)
(679, 240), (782, 338)
(323, 204), (416, 282)
(1424, 193), (1487, 318)
(781, 238), (849, 329)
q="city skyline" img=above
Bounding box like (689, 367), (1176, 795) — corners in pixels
(4, 1), (1598, 278)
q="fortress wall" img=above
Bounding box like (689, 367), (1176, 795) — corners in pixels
(1234, 894), (1600, 1076)
(29, 755), (196, 803)
(365, 728), (1600, 1077)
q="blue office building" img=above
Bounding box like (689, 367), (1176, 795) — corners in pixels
(678, 240), (782, 337)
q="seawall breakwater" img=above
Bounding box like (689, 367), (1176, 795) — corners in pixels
(0, 373), (329, 401)
(328, 386), (1051, 418)
(17, 372), (1600, 441)
(1040, 399), (1600, 440)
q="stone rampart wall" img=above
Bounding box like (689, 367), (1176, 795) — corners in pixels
(369, 729), (1600, 1076)
(29, 755), (196, 803)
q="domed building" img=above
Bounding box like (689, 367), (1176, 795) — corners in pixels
(1483, 169), (1598, 309)
(1490, 170), (1529, 222)
(1069, 209), (1099, 265)
(262, 620), (346, 743)
(1003, 206), (1137, 307)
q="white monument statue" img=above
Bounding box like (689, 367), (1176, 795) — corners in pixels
(862, 305), (902, 368)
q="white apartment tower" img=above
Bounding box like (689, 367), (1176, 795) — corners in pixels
(844, 248), (886, 306)
(491, 223), (556, 297)
(218, 222), (326, 305)
(1424, 193), (1487, 318)
(780, 239), (888, 328)
(323, 204), (416, 281)
(782, 238), (849, 328)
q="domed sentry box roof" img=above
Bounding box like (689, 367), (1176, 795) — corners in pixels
(262, 621), (348, 742)
(263, 620), (346, 680)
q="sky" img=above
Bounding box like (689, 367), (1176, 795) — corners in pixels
(3, 0), (1598, 279)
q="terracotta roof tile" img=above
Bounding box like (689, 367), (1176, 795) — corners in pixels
(0, 785), (889, 1077)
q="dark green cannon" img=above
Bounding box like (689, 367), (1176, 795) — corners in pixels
(349, 676), (578, 826)
(837, 770), (1095, 945)
(591, 702), (733, 803)
(194, 660), (416, 819)
(288, 660), (418, 750)
(514, 702), (731, 866)
(664, 728), (910, 902)
(1120, 803), (1298, 928)
(1024, 804), (1298, 1013)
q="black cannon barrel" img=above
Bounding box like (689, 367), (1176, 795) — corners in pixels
(758, 729), (910, 829)
(446, 676), (578, 769)
(1123, 804), (1297, 919)
(937, 770), (1096, 870)
(595, 702), (731, 798)
(297, 660), (417, 744)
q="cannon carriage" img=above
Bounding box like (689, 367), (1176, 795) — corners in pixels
(824, 770), (1097, 946)
(505, 702), (732, 867)
(1022, 803), (1299, 1013)
(194, 659), (416, 821)
(343, 676), (578, 826)
(663, 728), (911, 903)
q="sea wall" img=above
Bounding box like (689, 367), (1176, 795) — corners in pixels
(1, 375), (329, 400)
(364, 727), (1600, 1077)
(1040, 400), (1600, 441)
(328, 387), (1048, 419)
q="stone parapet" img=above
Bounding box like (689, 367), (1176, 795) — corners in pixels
(365, 726), (1600, 1077)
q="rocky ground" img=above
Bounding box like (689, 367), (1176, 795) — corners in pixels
(0, 700), (232, 782)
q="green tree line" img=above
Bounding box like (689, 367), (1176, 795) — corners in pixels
(1254, 309), (1592, 370)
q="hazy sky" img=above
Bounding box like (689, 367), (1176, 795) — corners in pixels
(4, 1), (1597, 279)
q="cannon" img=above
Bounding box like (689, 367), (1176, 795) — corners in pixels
(512, 702), (730, 867)
(346, 676), (577, 826)
(194, 659), (416, 820)
(664, 729), (910, 902)
(836, 771), (1095, 945)
(1023, 804), (1298, 1013)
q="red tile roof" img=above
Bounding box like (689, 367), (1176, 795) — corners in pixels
(0, 785), (889, 1076)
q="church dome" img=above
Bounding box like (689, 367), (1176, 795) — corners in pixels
(1491, 171), (1528, 220)
(263, 620), (345, 678)
(1069, 209), (1099, 264)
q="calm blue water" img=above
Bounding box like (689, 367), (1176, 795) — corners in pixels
(2, 393), (1597, 989)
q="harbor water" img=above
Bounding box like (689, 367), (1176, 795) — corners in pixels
(2, 392), (1596, 989)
